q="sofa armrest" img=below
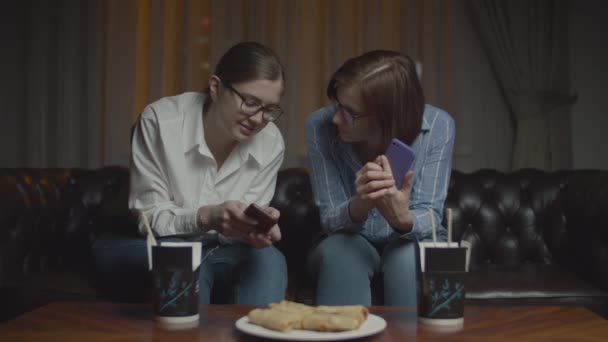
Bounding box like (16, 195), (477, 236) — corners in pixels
(545, 170), (608, 292)
(0, 167), (135, 281)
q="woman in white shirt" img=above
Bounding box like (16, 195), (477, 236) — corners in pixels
(94, 42), (287, 305)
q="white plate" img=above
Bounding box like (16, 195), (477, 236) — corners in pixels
(235, 314), (387, 341)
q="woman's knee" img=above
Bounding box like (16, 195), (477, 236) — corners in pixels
(308, 233), (379, 274)
(382, 239), (417, 273)
(244, 246), (287, 278)
(92, 234), (148, 272)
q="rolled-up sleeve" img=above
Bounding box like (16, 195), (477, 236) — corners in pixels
(400, 110), (455, 241)
(129, 108), (199, 237)
(305, 110), (361, 234)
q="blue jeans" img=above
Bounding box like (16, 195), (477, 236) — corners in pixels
(307, 232), (418, 306)
(92, 233), (287, 305)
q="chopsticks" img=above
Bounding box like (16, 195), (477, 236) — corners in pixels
(140, 211), (158, 246)
(430, 207), (454, 247)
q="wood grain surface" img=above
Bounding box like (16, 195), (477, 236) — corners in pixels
(0, 302), (606, 341)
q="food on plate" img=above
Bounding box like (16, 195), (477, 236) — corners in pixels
(300, 312), (360, 332)
(246, 300), (369, 332)
(247, 308), (304, 332)
(269, 300), (316, 315)
(315, 305), (368, 325)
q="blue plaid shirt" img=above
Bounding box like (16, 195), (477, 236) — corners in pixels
(305, 104), (454, 243)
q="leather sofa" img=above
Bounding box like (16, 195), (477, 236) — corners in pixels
(1, 166), (607, 321)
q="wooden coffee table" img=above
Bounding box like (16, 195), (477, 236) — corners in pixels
(0, 302), (606, 341)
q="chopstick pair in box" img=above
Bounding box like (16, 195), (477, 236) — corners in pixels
(420, 208), (471, 273)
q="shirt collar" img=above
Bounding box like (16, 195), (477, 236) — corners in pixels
(182, 93), (266, 167)
(182, 93), (208, 155)
(236, 125), (277, 167)
(332, 135), (363, 171)
(421, 106), (431, 132)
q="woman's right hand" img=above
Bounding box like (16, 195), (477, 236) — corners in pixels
(350, 161), (395, 221)
(355, 160), (395, 200)
(197, 201), (282, 248)
(197, 201), (260, 237)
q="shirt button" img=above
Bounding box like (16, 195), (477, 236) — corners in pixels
(372, 212), (377, 217)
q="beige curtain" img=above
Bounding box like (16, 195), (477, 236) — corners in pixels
(5, 0), (454, 168)
(105, 0), (213, 166)
(469, 0), (576, 170)
(208, 0), (455, 167)
(129, 0), (455, 168)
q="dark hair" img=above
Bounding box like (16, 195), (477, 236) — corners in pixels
(326, 50), (424, 147)
(205, 41), (284, 110)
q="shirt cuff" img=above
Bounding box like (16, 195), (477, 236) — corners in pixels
(398, 213), (420, 241)
(172, 208), (200, 234)
(341, 199), (367, 231)
(323, 200), (362, 233)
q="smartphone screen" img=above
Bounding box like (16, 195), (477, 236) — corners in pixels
(385, 138), (416, 189)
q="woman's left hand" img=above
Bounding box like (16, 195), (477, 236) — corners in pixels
(373, 155), (414, 233)
(242, 207), (282, 249)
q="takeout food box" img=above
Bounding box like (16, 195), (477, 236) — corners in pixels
(147, 241), (202, 324)
(417, 241), (471, 322)
(418, 241), (471, 273)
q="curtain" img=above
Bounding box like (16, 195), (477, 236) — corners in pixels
(0, 0), (105, 168)
(209, 0), (455, 167)
(469, 0), (576, 170)
(4, 0), (454, 169)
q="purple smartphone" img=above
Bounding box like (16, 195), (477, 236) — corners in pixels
(385, 138), (416, 189)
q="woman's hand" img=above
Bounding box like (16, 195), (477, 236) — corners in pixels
(241, 207), (282, 248)
(355, 160), (395, 200)
(197, 202), (282, 248)
(373, 155), (414, 232)
(350, 160), (395, 222)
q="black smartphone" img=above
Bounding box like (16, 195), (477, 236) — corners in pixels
(244, 203), (277, 233)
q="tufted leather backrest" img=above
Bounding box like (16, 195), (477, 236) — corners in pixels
(0, 167), (133, 285)
(1, 166), (607, 294)
(443, 169), (574, 270)
(270, 167), (608, 291)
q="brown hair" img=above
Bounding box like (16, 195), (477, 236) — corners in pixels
(204, 41), (285, 110)
(326, 50), (424, 148)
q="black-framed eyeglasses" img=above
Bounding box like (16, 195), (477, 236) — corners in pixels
(334, 98), (371, 125)
(223, 83), (284, 122)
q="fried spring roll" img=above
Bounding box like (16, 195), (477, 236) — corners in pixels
(269, 300), (316, 315)
(314, 305), (369, 325)
(247, 308), (303, 332)
(301, 313), (361, 332)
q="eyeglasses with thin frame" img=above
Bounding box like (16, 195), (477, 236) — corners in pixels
(223, 83), (284, 122)
(334, 98), (371, 125)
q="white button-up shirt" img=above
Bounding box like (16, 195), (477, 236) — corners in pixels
(129, 92), (284, 238)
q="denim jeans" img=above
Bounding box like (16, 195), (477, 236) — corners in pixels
(92, 233), (287, 305)
(306, 232), (418, 306)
